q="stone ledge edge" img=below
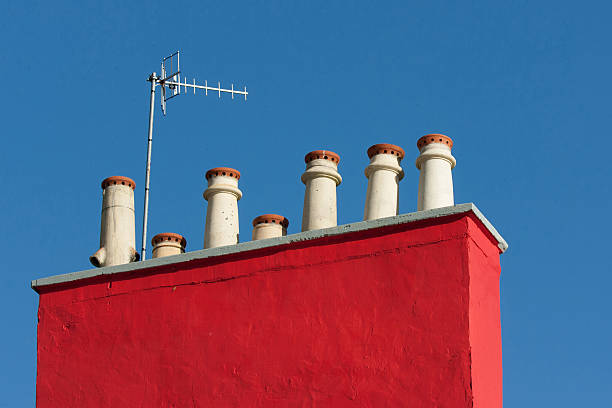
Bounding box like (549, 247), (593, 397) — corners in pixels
(31, 203), (507, 291)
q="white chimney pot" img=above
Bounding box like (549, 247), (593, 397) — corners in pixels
(363, 143), (405, 220)
(90, 176), (139, 267)
(152, 233), (186, 258)
(203, 167), (242, 249)
(415, 134), (456, 211)
(301, 150), (342, 231)
(252, 214), (289, 241)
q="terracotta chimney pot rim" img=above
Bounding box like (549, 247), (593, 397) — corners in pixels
(151, 232), (187, 247)
(417, 134), (453, 150)
(205, 167), (241, 180)
(252, 214), (289, 228)
(304, 150), (340, 164)
(367, 143), (405, 159)
(101, 176), (136, 190)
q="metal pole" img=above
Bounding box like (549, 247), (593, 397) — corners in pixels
(141, 72), (157, 261)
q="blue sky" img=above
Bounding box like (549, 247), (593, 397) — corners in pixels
(1, 0), (610, 406)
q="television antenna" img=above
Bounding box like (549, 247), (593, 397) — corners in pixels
(141, 50), (248, 261)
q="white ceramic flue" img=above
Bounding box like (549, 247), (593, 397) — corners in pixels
(90, 176), (139, 267)
(415, 134), (456, 211)
(252, 214), (289, 241)
(301, 150), (342, 231)
(151, 233), (186, 258)
(364, 143), (405, 220)
(203, 167), (242, 249)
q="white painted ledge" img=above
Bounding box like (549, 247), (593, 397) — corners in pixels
(31, 203), (507, 291)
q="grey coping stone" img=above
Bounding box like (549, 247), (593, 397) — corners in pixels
(31, 203), (507, 292)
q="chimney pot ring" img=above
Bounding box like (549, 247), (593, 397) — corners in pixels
(252, 214), (289, 228)
(206, 167), (241, 180)
(101, 176), (136, 190)
(151, 232), (187, 248)
(304, 150), (340, 164)
(417, 134), (453, 150)
(367, 143), (405, 159)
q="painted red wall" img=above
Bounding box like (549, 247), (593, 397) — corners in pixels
(35, 213), (502, 407)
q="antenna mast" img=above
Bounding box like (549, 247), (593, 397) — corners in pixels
(141, 51), (248, 261)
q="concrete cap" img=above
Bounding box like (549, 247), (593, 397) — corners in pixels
(101, 176), (136, 190)
(252, 214), (289, 228)
(417, 134), (453, 150)
(151, 232), (186, 248)
(304, 150), (340, 164)
(367, 143), (405, 159)
(205, 167), (241, 180)
(31, 204), (508, 292)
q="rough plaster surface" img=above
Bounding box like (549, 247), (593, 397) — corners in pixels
(34, 208), (504, 407)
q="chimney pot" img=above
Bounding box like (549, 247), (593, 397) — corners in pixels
(301, 150), (342, 231)
(151, 233), (186, 258)
(364, 143), (405, 220)
(90, 176), (139, 267)
(252, 214), (289, 240)
(203, 167), (242, 249)
(415, 134), (456, 211)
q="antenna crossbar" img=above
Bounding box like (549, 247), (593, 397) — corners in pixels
(160, 72), (181, 83)
(163, 80), (248, 99)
